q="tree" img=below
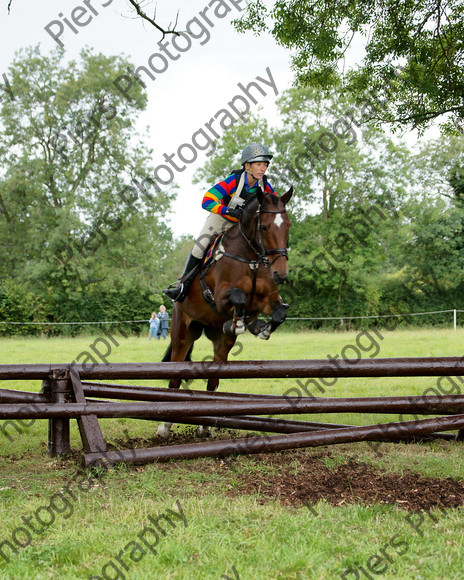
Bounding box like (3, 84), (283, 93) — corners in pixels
(395, 135), (464, 301)
(235, 1), (464, 132)
(414, 134), (464, 206)
(0, 46), (174, 327)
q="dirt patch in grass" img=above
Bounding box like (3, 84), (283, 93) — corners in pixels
(222, 450), (464, 512)
(105, 432), (464, 512)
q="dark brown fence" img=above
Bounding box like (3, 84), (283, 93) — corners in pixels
(0, 358), (463, 467)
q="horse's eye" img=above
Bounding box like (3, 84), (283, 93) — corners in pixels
(261, 225), (268, 232)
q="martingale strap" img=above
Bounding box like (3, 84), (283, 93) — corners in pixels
(199, 275), (217, 308)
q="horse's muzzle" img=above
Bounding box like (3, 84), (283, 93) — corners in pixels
(273, 271), (288, 285)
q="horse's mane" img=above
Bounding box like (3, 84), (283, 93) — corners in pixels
(240, 195), (259, 231)
(242, 194), (259, 212)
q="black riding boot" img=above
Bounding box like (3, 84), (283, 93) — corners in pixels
(163, 253), (202, 302)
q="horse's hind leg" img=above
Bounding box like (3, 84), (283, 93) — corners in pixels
(156, 313), (202, 439)
(204, 328), (237, 392)
(196, 327), (237, 436)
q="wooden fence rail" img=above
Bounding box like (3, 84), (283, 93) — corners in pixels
(0, 358), (463, 466)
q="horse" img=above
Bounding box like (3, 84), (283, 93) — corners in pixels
(156, 186), (293, 438)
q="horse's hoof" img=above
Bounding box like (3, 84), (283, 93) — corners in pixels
(223, 319), (245, 336)
(156, 423), (172, 439)
(196, 425), (212, 437)
(258, 328), (271, 340)
(235, 320), (245, 334)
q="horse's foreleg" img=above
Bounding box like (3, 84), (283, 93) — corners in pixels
(248, 300), (289, 340)
(222, 287), (247, 336)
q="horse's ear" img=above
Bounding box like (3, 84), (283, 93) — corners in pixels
(281, 186), (293, 205)
(256, 186), (265, 205)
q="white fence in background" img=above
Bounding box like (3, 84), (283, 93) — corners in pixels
(287, 309), (464, 331)
(1, 309), (463, 330)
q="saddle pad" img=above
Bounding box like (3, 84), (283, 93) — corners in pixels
(202, 233), (224, 269)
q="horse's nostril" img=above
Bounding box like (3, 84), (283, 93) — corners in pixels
(273, 272), (288, 284)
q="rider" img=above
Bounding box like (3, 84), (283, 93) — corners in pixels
(163, 143), (276, 303)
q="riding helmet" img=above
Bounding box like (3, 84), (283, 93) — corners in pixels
(241, 143), (273, 165)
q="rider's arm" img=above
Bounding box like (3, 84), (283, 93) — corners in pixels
(202, 174), (238, 221)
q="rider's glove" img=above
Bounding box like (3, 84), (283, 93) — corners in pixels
(226, 207), (243, 220)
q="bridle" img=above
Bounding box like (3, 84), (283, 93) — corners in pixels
(220, 202), (289, 270)
(240, 205), (289, 268)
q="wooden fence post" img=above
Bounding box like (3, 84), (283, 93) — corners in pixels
(46, 369), (71, 457)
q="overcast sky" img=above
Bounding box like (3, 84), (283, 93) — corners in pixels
(0, 0), (294, 237)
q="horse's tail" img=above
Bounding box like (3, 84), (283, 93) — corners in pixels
(161, 343), (194, 362)
(161, 343), (172, 362)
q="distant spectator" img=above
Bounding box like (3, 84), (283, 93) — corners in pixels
(157, 304), (169, 339)
(148, 312), (160, 340)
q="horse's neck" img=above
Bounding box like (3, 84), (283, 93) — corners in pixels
(224, 206), (259, 256)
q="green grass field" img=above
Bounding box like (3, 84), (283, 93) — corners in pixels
(0, 328), (463, 579)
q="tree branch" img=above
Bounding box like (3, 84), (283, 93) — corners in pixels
(7, 0), (180, 37)
(126, 0), (180, 38)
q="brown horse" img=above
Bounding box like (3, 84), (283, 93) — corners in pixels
(157, 186), (292, 437)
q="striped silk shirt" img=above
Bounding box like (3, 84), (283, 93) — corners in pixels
(202, 171), (275, 222)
